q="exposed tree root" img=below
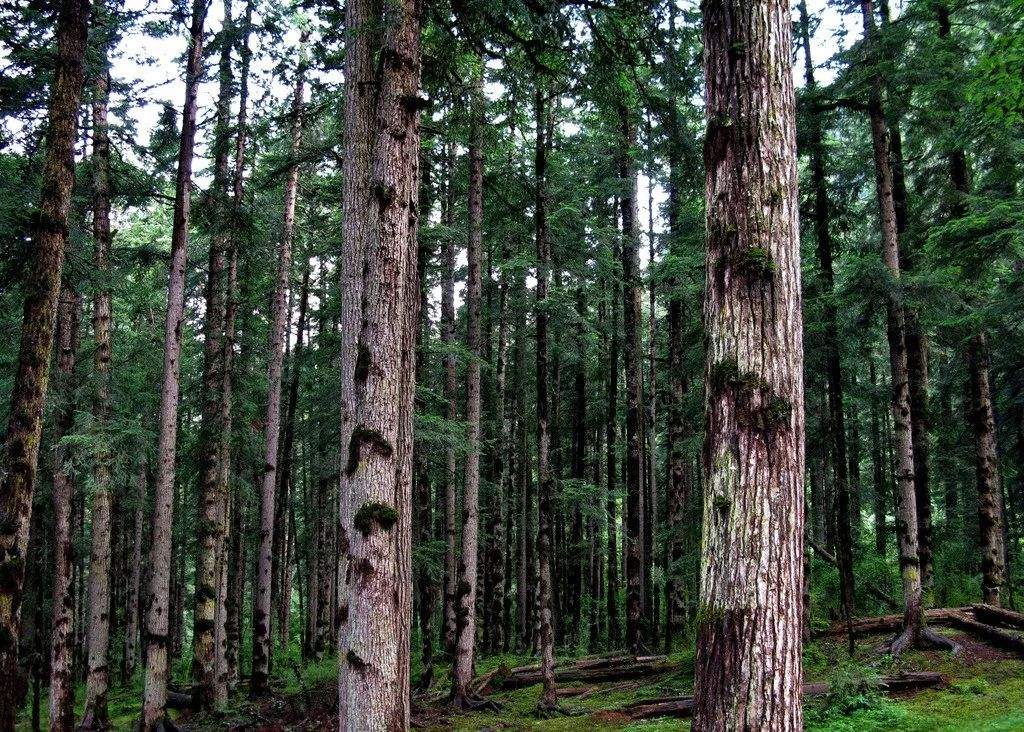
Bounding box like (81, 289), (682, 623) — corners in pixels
(450, 692), (502, 712)
(534, 698), (573, 719)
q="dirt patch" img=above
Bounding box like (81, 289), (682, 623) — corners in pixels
(590, 709), (631, 725)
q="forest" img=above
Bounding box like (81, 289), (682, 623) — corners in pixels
(1, 0), (1024, 729)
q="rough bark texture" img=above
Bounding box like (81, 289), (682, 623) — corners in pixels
(192, 0), (235, 709)
(252, 43), (306, 696)
(82, 13), (115, 723)
(693, 2), (805, 729)
(967, 333), (1006, 606)
(533, 83), (559, 712)
(142, 0), (206, 726)
(48, 286), (81, 732)
(452, 69), (485, 706)
(336, 0), (421, 727)
(0, 1), (89, 724)
(860, 0), (924, 649)
(871, 358), (888, 554)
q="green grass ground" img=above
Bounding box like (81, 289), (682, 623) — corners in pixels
(19, 633), (1024, 730)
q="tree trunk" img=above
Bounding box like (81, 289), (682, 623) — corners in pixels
(606, 203), (621, 648)
(488, 207), (511, 656)
(141, 0), (206, 725)
(441, 144), (459, 659)
(123, 467), (145, 683)
(797, 0), (855, 639)
(252, 43), (305, 694)
(337, 0), (421, 726)
(693, 1), (805, 729)
(515, 278), (532, 651)
(619, 103), (645, 656)
(533, 82), (559, 712)
(569, 288), (587, 648)
(870, 358), (887, 554)
(968, 333), (1006, 606)
(860, 0), (925, 651)
(48, 286), (81, 732)
(452, 67), (485, 707)
(82, 14), (115, 722)
(0, 1), (89, 723)
(192, 0), (235, 709)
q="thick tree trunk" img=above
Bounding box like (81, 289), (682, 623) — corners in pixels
(336, 0), (421, 727)
(533, 82), (559, 713)
(693, 2), (805, 729)
(48, 286), (81, 732)
(860, 0), (925, 651)
(192, 0), (235, 709)
(0, 2), (89, 723)
(619, 104), (645, 655)
(452, 68), (485, 707)
(141, 1), (206, 726)
(252, 46), (306, 694)
(968, 333), (1006, 606)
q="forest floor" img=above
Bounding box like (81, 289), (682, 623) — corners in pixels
(18, 629), (1024, 730)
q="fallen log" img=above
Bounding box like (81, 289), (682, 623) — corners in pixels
(947, 612), (1024, 654)
(971, 604), (1024, 631)
(494, 659), (676, 691)
(621, 672), (944, 720)
(808, 539), (900, 611)
(816, 607), (971, 638)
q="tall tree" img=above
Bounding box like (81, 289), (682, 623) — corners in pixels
(440, 144), (459, 657)
(336, 0), (422, 726)
(533, 81), (559, 715)
(452, 66), (485, 709)
(141, 0), (207, 725)
(252, 36), (306, 696)
(692, 1), (805, 729)
(797, 0), (854, 647)
(858, 0), (938, 654)
(192, 0), (235, 710)
(967, 334), (1006, 606)
(81, 0), (115, 724)
(619, 103), (644, 655)
(0, 0), (89, 724)
(48, 286), (81, 732)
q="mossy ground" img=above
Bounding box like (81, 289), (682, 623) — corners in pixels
(18, 632), (1024, 730)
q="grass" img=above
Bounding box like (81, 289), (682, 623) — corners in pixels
(18, 636), (1024, 730)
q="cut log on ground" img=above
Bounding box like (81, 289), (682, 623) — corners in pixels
(971, 604), (1024, 631)
(492, 658), (676, 691)
(621, 672), (945, 720)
